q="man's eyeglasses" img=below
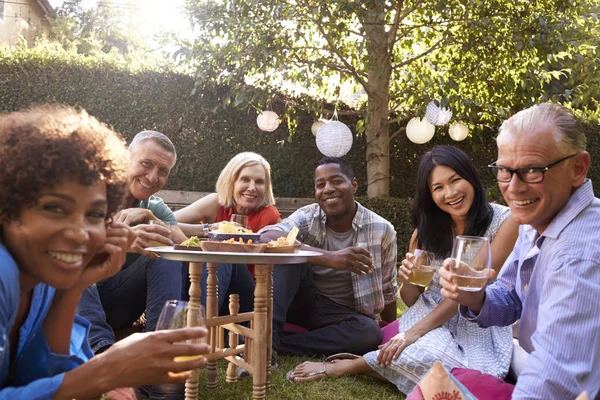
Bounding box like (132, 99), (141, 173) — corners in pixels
(488, 154), (578, 183)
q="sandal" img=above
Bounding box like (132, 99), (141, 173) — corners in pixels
(325, 352), (361, 362)
(286, 362), (330, 384)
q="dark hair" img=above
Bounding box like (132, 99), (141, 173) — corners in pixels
(314, 157), (356, 180)
(0, 105), (130, 222)
(412, 145), (493, 258)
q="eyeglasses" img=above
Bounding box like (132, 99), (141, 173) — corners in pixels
(488, 153), (578, 183)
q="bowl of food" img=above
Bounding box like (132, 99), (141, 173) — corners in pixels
(201, 238), (267, 253)
(208, 221), (261, 243)
(265, 239), (302, 253)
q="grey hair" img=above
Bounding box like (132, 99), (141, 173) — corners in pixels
(497, 103), (586, 153)
(129, 130), (177, 162)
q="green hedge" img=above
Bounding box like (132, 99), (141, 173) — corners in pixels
(1, 43), (599, 204)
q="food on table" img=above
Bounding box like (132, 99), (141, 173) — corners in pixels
(223, 238), (254, 245)
(215, 221), (253, 234)
(267, 226), (300, 247)
(180, 236), (202, 247)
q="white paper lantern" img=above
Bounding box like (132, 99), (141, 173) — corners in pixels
(316, 121), (353, 157)
(448, 122), (469, 141)
(311, 120), (326, 136)
(406, 117), (435, 144)
(425, 101), (453, 126)
(256, 111), (280, 132)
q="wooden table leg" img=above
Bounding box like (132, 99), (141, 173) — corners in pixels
(206, 262), (219, 388)
(185, 261), (203, 400)
(266, 264), (273, 393)
(252, 264), (270, 400)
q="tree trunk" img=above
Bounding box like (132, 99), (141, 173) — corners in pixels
(363, 8), (392, 198)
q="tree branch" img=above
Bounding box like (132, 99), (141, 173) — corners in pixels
(391, 37), (445, 69)
(389, 126), (405, 142)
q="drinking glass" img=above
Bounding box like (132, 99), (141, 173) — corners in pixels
(156, 300), (206, 363)
(449, 235), (491, 292)
(407, 249), (435, 287)
(230, 214), (249, 230)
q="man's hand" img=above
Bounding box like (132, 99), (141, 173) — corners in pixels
(328, 247), (374, 275)
(73, 222), (135, 292)
(114, 208), (153, 226)
(130, 224), (173, 259)
(376, 330), (421, 366)
(438, 258), (494, 314)
(97, 328), (210, 388)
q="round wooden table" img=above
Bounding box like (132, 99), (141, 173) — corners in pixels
(147, 247), (321, 400)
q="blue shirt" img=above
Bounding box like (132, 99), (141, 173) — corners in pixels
(260, 202), (398, 317)
(0, 245), (93, 399)
(461, 180), (600, 399)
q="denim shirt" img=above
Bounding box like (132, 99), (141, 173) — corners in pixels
(260, 202), (398, 317)
(0, 245), (93, 400)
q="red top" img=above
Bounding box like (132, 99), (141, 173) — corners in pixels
(215, 205), (281, 278)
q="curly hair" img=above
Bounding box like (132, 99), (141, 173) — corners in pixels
(0, 105), (130, 222)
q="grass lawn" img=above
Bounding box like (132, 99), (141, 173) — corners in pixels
(193, 355), (405, 399)
(191, 301), (409, 399)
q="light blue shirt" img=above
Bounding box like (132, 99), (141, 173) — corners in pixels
(461, 179), (600, 399)
(0, 244), (93, 399)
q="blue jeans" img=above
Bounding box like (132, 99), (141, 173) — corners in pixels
(182, 263), (255, 316)
(77, 256), (183, 353)
(272, 263), (382, 357)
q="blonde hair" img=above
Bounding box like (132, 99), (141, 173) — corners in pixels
(215, 152), (275, 208)
(498, 103), (586, 154)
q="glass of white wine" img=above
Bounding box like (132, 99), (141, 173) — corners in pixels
(407, 249), (435, 287)
(230, 214), (249, 230)
(156, 300), (206, 364)
(449, 236), (491, 291)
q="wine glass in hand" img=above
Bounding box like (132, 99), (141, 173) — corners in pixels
(156, 300), (206, 364)
(449, 236), (491, 291)
(407, 249), (435, 287)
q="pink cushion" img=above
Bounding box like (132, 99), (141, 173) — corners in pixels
(380, 319), (399, 344)
(283, 322), (308, 333)
(451, 368), (514, 400)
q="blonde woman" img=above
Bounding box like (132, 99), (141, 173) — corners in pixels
(175, 152), (281, 313)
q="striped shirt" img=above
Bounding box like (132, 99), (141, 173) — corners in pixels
(461, 179), (600, 399)
(260, 202), (398, 317)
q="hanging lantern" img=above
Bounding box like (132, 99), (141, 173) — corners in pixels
(256, 111), (280, 132)
(406, 117), (435, 144)
(448, 122), (469, 141)
(316, 121), (353, 157)
(425, 101), (453, 126)
(311, 120), (326, 136)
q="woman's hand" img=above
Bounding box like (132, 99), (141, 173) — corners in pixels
(376, 330), (421, 367)
(398, 252), (417, 284)
(97, 328), (210, 388)
(74, 222), (135, 291)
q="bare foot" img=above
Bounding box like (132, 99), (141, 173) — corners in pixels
(292, 359), (350, 380)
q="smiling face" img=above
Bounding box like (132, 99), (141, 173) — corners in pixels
(314, 163), (358, 221)
(232, 164), (267, 213)
(428, 165), (475, 223)
(496, 126), (582, 233)
(128, 140), (175, 201)
(2, 180), (108, 290)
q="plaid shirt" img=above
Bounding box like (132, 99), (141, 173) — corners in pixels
(260, 202), (398, 317)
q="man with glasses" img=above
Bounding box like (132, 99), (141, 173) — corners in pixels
(439, 103), (600, 399)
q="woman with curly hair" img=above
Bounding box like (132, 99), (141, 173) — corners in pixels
(0, 105), (209, 399)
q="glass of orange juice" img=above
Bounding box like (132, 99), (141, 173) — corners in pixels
(156, 300), (206, 365)
(407, 249), (435, 287)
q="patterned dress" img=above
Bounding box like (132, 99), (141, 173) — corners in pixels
(363, 204), (514, 394)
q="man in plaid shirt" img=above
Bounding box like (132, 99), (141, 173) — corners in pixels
(261, 157), (398, 359)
